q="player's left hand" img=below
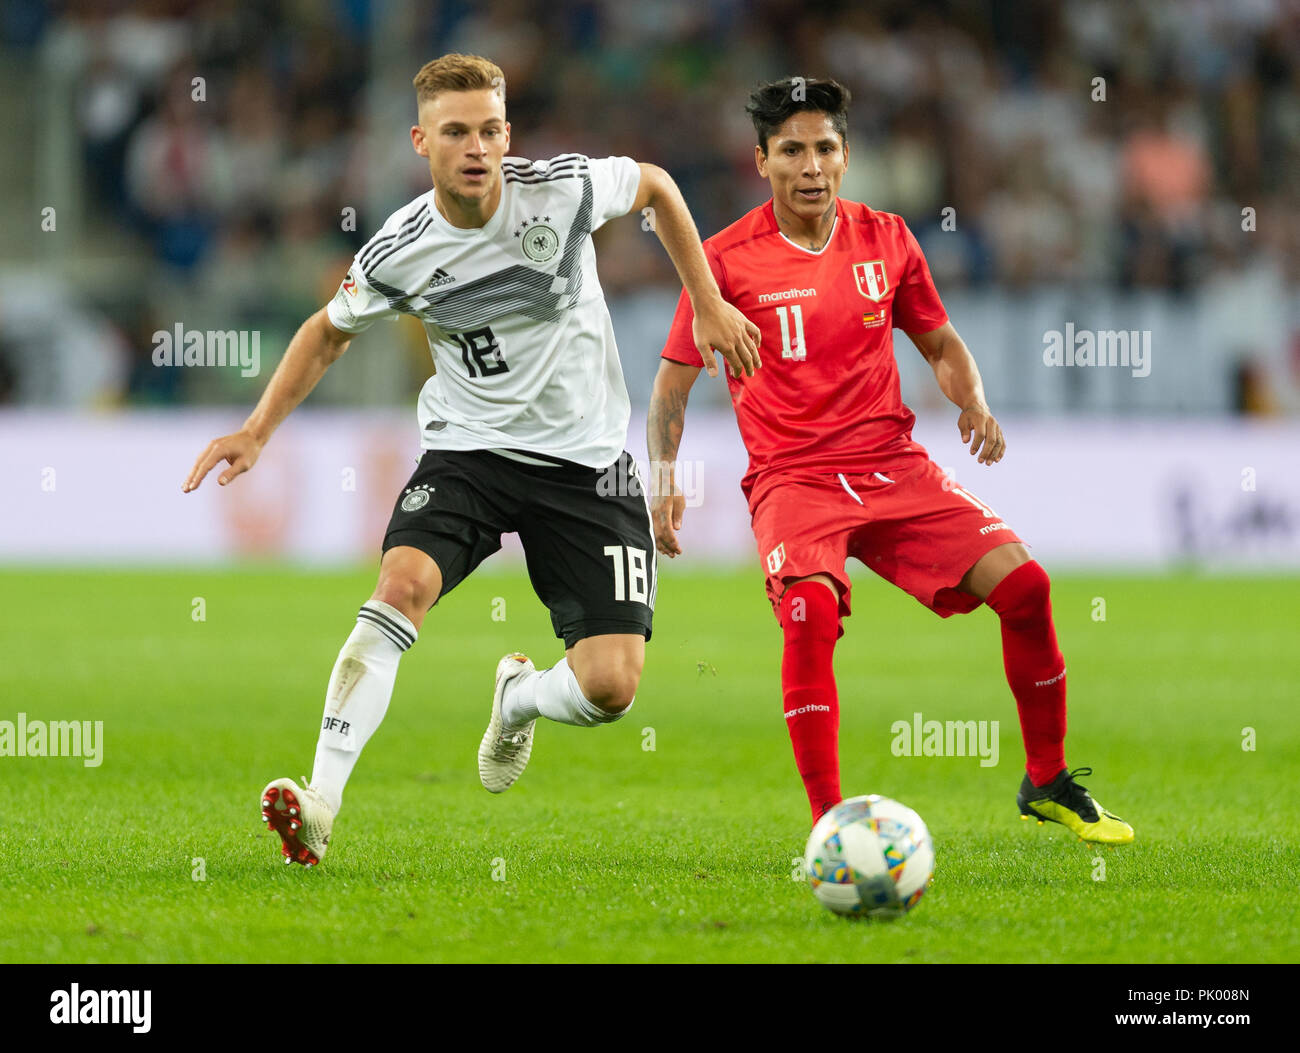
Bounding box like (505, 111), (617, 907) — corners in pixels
(692, 298), (761, 379)
(958, 404), (1005, 465)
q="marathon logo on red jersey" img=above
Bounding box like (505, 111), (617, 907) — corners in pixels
(756, 286), (817, 304)
(854, 259), (889, 301)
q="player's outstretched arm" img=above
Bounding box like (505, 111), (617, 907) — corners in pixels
(631, 163), (761, 380)
(647, 359), (701, 557)
(182, 308), (353, 492)
(908, 321), (1005, 466)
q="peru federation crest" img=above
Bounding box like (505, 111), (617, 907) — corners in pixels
(853, 259), (889, 301)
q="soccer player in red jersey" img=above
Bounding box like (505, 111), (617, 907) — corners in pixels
(649, 77), (1133, 844)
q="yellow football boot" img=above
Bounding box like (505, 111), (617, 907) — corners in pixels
(1017, 767), (1134, 844)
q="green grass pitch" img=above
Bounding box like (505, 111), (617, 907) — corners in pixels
(0, 564), (1296, 963)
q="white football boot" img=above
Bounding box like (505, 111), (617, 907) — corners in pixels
(478, 653), (537, 793)
(260, 777), (334, 866)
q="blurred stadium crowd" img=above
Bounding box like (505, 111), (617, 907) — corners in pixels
(1, 0), (1297, 411)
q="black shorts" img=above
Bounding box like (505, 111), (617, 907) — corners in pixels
(383, 448), (656, 647)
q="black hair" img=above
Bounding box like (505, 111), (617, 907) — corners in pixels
(745, 77), (851, 154)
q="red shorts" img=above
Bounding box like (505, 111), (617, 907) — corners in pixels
(747, 459), (1025, 626)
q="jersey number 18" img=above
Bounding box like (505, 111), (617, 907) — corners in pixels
(452, 326), (510, 378)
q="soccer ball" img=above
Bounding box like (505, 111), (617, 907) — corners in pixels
(803, 794), (934, 918)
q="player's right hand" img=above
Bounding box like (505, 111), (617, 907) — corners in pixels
(651, 492), (686, 557)
(183, 430), (264, 492)
(692, 298), (761, 379)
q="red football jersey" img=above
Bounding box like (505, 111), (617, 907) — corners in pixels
(661, 197), (948, 496)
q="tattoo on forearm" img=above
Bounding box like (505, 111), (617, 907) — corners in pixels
(648, 387), (688, 494)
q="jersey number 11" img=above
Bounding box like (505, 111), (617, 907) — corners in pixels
(775, 305), (807, 361)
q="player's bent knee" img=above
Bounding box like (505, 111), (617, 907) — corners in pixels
(569, 634), (643, 715)
(591, 689), (636, 715)
(1010, 559), (1050, 604)
(780, 580), (840, 643)
(371, 573), (439, 624)
(574, 668), (639, 715)
(374, 547), (443, 614)
(572, 655), (642, 712)
(985, 559), (1052, 626)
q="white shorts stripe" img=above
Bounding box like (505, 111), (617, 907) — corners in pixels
(630, 460), (658, 611)
(837, 473), (865, 506)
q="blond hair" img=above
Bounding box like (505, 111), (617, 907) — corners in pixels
(412, 53), (505, 106)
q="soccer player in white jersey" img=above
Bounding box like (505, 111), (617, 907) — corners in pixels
(182, 54), (760, 866)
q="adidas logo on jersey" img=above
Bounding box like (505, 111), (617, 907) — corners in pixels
(427, 268), (456, 289)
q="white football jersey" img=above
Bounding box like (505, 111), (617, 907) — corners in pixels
(327, 153), (642, 468)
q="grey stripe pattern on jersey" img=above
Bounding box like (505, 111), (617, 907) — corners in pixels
(500, 153), (585, 184)
(361, 163), (596, 328)
(360, 204), (432, 272)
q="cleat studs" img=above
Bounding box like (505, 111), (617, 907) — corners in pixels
(288, 807), (298, 816)
(284, 856), (293, 865)
(261, 799), (270, 808)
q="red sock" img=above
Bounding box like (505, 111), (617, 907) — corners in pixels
(984, 561), (1067, 787)
(780, 581), (842, 821)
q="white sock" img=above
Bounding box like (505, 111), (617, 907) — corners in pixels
(504, 656), (630, 728)
(310, 600), (417, 814)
